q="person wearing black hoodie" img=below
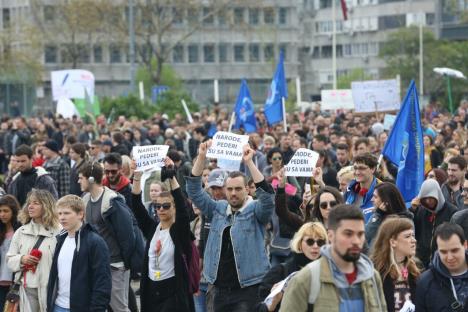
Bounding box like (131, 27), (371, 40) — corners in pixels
(414, 179), (458, 268)
(255, 222), (328, 312)
(415, 222), (468, 312)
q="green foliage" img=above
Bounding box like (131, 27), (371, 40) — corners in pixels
(380, 26), (468, 110)
(135, 58), (182, 96)
(154, 88), (199, 119)
(284, 80), (297, 113)
(337, 69), (373, 89)
(100, 95), (157, 120)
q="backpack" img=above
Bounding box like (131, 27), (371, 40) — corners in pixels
(182, 240), (201, 294)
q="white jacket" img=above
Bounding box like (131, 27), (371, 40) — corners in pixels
(7, 221), (61, 312)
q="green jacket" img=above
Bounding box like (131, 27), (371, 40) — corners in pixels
(280, 256), (387, 312)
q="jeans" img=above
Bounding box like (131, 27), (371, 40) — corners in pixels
(54, 305), (70, 312)
(206, 284), (259, 312)
(194, 282), (208, 312)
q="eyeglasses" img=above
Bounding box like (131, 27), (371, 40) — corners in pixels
(304, 238), (326, 247)
(104, 169), (118, 175)
(272, 157), (282, 161)
(353, 165), (369, 171)
(154, 203), (172, 210)
(427, 174), (435, 178)
(319, 201), (337, 209)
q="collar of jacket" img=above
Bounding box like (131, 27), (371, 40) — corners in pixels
(226, 196), (254, 216)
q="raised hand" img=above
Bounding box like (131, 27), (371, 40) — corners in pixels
(198, 140), (212, 157)
(242, 144), (256, 163)
(277, 168), (286, 188)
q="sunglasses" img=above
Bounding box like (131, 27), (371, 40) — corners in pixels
(304, 238), (326, 247)
(272, 157), (282, 161)
(319, 201), (337, 209)
(154, 203), (172, 210)
(353, 165), (369, 171)
(104, 169), (118, 175)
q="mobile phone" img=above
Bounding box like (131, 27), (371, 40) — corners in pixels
(305, 183), (311, 193)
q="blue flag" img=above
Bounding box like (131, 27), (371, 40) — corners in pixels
(264, 52), (287, 125)
(382, 80), (424, 205)
(233, 80), (257, 133)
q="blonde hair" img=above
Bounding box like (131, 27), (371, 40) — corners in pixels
(263, 135), (276, 145)
(19, 189), (59, 230)
(337, 165), (354, 180)
(56, 195), (85, 215)
(290, 222), (327, 253)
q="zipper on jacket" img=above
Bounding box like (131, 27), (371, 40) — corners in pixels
(229, 212), (242, 287)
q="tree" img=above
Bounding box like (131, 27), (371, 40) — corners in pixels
(337, 69), (372, 89)
(380, 26), (468, 110)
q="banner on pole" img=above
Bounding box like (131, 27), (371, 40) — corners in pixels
(206, 131), (249, 161)
(132, 145), (169, 172)
(285, 148), (319, 177)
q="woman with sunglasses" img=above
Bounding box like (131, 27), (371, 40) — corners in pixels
(130, 158), (195, 312)
(276, 169), (344, 231)
(366, 182), (414, 246)
(371, 218), (420, 312)
(263, 148), (301, 194)
(255, 222), (327, 312)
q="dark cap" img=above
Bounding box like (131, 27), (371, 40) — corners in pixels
(44, 140), (60, 154)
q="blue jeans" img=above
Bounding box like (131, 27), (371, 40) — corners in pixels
(194, 282), (208, 312)
(53, 305), (70, 312)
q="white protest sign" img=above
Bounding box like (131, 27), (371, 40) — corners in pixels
(56, 97), (80, 118)
(132, 145), (169, 172)
(206, 131), (249, 161)
(51, 69), (95, 101)
(321, 89), (354, 110)
(351, 79), (400, 113)
(285, 148), (319, 177)
(383, 114), (397, 130)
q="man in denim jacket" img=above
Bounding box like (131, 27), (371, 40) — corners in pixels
(186, 141), (275, 311)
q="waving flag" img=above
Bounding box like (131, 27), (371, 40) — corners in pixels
(264, 52), (287, 125)
(381, 80), (424, 205)
(233, 80), (257, 133)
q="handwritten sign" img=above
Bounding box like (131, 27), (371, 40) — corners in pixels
(321, 89), (354, 110)
(206, 131), (249, 161)
(285, 148), (319, 177)
(351, 79), (400, 112)
(383, 114), (397, 130)
(132, 145), (169, 172)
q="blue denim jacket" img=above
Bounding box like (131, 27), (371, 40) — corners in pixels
(186, 176), (274, 287)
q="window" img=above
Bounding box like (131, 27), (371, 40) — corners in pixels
(312, 46), (320, 59)
(219, 44), (228, 62)
(188, 45), (199, 63)
(60, 45), (72, 63)
(187, 9), (199, 24)
(173, 45), (184, 63)
(44, 5), (55, 22)
(337, 44), (343, 57)
(322, 46), (332, 58)
(110, 44), (122, 63)
(45, 45), (57, 63)
(78, 45), (90, 63)
(264, 8), (275, 24)
(2, 9), (10, 28)
(93, 45), (103, 63)
(203, 7), (214, 25)
(249, 44), (260, 62)
(279, 8), (287, 25)
(234, 7), (244, 24)
(204, 44), (215, 62)
(426, 13), (435, 25)
(173, 8), (183, 25)
(234, 44), (244, 62)
(352, 43), (360, 55)
(320, 0), (332, 9)
(361, 43), (368, 55)
(378, 15), (406, 30)
(343, 44), (352, 57)
(218, 10), (227, 25)
(264, 44), (274, 61)
(249, 8), (259, 25)
(369, 42), (378, 55)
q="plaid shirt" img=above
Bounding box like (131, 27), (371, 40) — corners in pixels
(44, 156), (71, 198)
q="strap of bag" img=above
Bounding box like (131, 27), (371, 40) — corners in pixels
(307, 259), (321, 305)
(14, 235), (46, 283)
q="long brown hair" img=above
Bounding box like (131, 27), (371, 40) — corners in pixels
(371, 217), (420, 281)
(0, 195), (21, 245)
(19, 189), (59, 230)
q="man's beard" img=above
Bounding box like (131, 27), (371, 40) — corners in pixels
(447, 177), (459, 186)
(336, 246), (361, 262)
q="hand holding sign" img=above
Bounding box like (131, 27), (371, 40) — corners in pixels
(285, 148), (319, 177)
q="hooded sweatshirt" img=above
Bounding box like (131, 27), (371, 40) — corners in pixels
(414, 179), (458, 267)
(432, 251), (468, 307)
(320, 245), (383, 312)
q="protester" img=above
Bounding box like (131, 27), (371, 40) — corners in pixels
(42, 140), (71, 198)
(7, 145), (58, 206)
(337, 165), (354, 193)
(280, 204), (387, 311)
(414, 179), (458, 268)
(78, 162), (137, 312)
(426, 167), (448, 186)
(0, 195), (21, 310)
(451, 179), (468, 238)
(145, 181), (168, 223)
(263, 147), (301, 195)
(68, 143), (87, 196)
(344, 153), (381, 224)
(256, 222), (327, 312)
(423, 134), (443, 174)
(441, 155), (467, 210)
(415, 222), (468, 311)
(187, 141), (275, 311)
(365, 182), (413, 246)
(7, 189), (61, 312)
(89, 140), (105, 163)
(333, 143), (352, 173)
(371, 218), (420, 312)
(102, 153), (133, 207)
(47, 195), (112, 312)
(131, 158), (196, 311)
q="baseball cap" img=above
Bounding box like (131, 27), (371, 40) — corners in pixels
(207, 169), (228, 188)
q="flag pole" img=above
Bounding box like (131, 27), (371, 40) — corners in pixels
(228, 112), (236, 132)
(445, 75), (454, 114)
(282, 97), (287, 132)
(181, 99), (194, 124)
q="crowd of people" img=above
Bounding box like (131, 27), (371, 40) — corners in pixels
(0, 99), (466, 312)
